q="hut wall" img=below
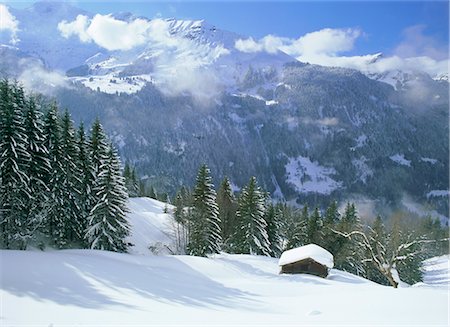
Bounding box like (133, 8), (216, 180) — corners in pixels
(280, 258), (329, 277)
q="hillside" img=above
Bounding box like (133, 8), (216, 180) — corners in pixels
(1, 1), (448, 220)
(1, 198), (448, 325)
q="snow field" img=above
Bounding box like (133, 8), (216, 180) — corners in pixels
(1, 198), (449, 325)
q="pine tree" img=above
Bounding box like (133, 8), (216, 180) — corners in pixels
(233, 176), (270, 255)
(322, 201), (340, 253)
(75, 122), (95, 246)
(334, 203), (365, 275)
(123, 162), (139, 197)
(216, 176), (237, 248)
(306, 207), (323, 245)
(60, 110), (83, 245)
(23, 95), (50, 245)
(187, 164), (222, 256)
(0, 80), (31, 249)
(43, 102), (66, 248)
(265, 203), (282, 257)
(89, 118), (108, 176)
(284, 205), (308, 250)
(86, 144), (130, 252)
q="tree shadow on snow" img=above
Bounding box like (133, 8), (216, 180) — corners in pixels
(2, 250), (257, 311)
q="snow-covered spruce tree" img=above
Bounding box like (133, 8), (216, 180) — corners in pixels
(0, 80), (31, 249)
(306, 207), (323, 246)
(284, 205), (308, 250)
(43, 102), (67, 248)
(187, 164), (222, 257)
(123, 162), (139, 197)
(265, 203), (282, 257)
(75, 122), (95, 246)
(86, 143), (130, 252)
(89, 118), (109, 177)
(233, 176), (270, 256)
(334, 203), (365, 276)
(322, 201), (340, 253)
(23, 95), (51, 245)
(216, 176), (237, 249)
(60, 110), (84, 245)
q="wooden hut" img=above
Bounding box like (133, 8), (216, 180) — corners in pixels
(278, 244), (334, 278)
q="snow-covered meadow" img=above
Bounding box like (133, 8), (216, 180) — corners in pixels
(1, 198), (449, 325)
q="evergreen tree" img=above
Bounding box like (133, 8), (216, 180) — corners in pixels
(0, 80), (31, 249)
(335, 203), (365, 275)
(306, 207), (323, 245)
(322, 201), (340, 253)
(284, 205), (308, 250)
(23, 95), (50, 245)
(233, 176), (270, 255)
(89, 118), (109, 176)
(60, 110), (83, 245)
(187, 164), (222, 256)
(216, 176), (237, 248)
(86, 144), (130, 252)
(43, 102), (66, 248)
(265, 203), (282, 257)
(123, 162), (139, 197)
(75, 122), (95, 246)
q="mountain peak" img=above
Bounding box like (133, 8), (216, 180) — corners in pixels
(28, 1), (77, 14)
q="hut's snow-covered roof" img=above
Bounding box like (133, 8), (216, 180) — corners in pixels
(278, 244), (334, 268)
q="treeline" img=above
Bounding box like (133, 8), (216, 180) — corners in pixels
(0, 80), (130, 251)
(171, 164), (448, 287)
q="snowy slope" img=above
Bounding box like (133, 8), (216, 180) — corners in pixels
(419, 255), (450, 287)
(126, 197), (175, 255)
(1, 197), (449, 325)
(2, 250), (449, 326)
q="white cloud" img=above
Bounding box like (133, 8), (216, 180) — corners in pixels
(58, 15), (230, 101)
(0, 4), (20, 45)
(58, 15), (91, 43)
(235, 37), (263, 53)
(235, 35), (285, 54)
(87, 15), (151, 51)
(18, 59), (70, 94)
(235, 28), (361, 57)
(282, 28), (361, 56)
(58, 14), (151, 51)
(235, 27), (448, 78)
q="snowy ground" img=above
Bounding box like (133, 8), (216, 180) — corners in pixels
(416, 255), (450, 287)
(1, 198), (449, 326)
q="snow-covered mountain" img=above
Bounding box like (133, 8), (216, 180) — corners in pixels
(1, 1), (448, 220)
(2, 197), (449, 325)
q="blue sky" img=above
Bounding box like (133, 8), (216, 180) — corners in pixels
(4, 0), (449, 59)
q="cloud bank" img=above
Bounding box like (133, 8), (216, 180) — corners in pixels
(58, 15), (229, 101)
(18, 59), (70, 95)
(235, 27), (448, 77)
(0, 4), (20, 45)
